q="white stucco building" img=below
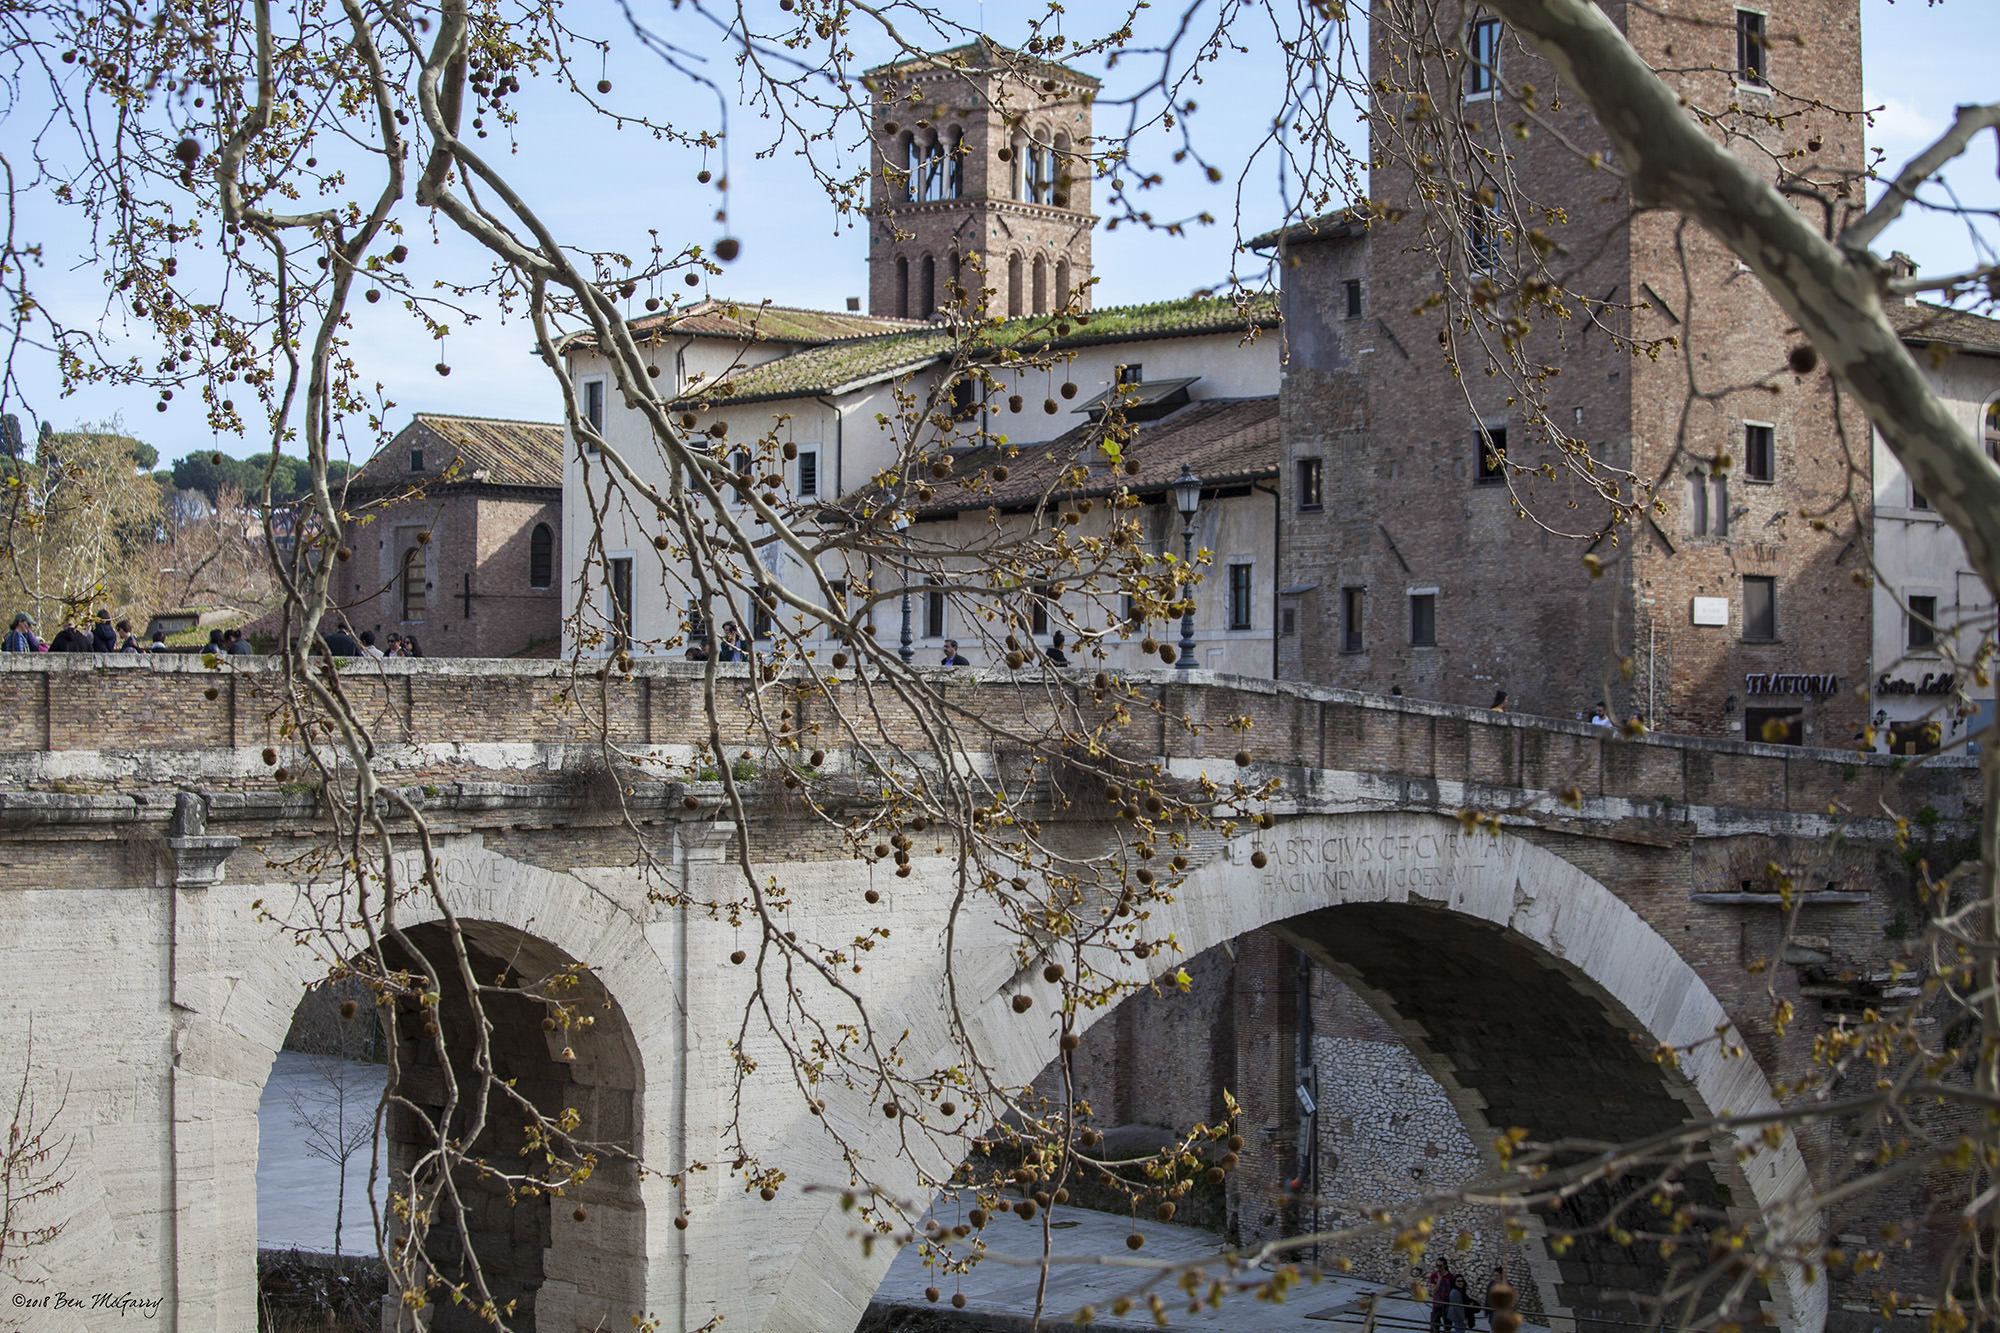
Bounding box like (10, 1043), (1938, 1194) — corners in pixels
(1870, 297), (2000, 752)
(557, 294), (1285, 674)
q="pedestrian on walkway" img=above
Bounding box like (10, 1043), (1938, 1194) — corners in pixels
(1447, 1270), (1474, 1333)
(90, 609), (118, 652)
(1428, 1261), (1453, 1333)
(2, 613), (40, 652)
(115, 619), (142, 653)
(50, 621), (92, 652)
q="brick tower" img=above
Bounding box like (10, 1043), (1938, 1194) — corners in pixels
(1274, 0), (1870, 744)
(864, 39), (1097, 320)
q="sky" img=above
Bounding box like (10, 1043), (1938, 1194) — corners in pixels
(1, 0), (1992, 466)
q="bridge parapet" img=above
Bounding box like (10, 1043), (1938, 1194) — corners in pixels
(0, 656), (1974, 827)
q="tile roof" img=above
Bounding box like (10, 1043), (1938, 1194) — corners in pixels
(913, 395), (1279, 518)
(1244, 209), (1369, 252)
(565, 299), (922, 354)
(351, 414), (564, 493)
(1886, 300), (2000, 358)
(676, 292), (1281, 407)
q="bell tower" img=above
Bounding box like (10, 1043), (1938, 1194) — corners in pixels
(864, 39), (1098, 320)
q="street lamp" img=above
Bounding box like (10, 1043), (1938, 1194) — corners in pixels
(893, 508), (915, 664)
(1171, 464), (1202, 671)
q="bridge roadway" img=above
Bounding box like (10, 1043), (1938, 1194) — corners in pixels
(0, 657), (1975, 1332)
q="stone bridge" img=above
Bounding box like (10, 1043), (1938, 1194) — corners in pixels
(0, 658), (1975, 1333)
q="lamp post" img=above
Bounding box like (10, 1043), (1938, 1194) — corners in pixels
(893, 508), (915, 664)
(1171, 464), (1202, 672)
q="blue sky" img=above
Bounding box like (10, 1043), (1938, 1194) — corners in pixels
(3, 0), (1992, 465)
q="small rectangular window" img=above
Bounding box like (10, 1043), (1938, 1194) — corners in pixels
(950, 378), (977, 421)
(410, 449), (425, 472)
(1745, 706), (1800, 746)
(1467, 16), (1501, 97)
(1280, 606), (1297, 637)
(583, 378), (606, 433)
(1116, 363), (1144, 386)
(1712, 475), (1729, 537)
(1228, 564), (1254, 631)
(1912, 483), (1931, 511)
(1743, 575), (1777, 642)
(1344, 279), (1364, 320)
(1908, 594), (1937, 651)
(797, 448), (819, 498)
(1476, 425), (1507, 485)
(1736, 9), (1768, 86)
(1341, 586), (1365, 653)
(1744, 423), (1774, 482)
(752, 605), (774, 640)
(1296, 458), (1324, 512)
(1466, 199), (1500, 273)
(924, 587), (945, 639)
(1031, 585), (1051, 637)
(607, 556), (633, 655)
(1410, 592), (1436, 648)
(1689, 471), (1710, 536)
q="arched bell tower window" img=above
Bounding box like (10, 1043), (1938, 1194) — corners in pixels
(1031, 254), (1048, 314)
(1051, 132), (1072, 208)
(944, 127), (964, 198)
(1007, 254), (1024, 318)
(902, 134), (921, 203)
(919, 254), (936, 319)
(896, 256), (910, 318)
(919, 136), (943, 202)
(1055, 258), (1072, 311)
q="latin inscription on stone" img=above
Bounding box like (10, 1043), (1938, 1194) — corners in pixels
(1227, 828), (1496, 898)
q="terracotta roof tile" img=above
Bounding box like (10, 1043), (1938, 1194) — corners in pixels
(351, 414), (563, 493)
(1887, 300), (2000, 357)
(678, 292), (1280, 407)
(915, 396), (1279, 517)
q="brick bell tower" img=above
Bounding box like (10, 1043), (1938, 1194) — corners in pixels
(864, 38), (1098, 320)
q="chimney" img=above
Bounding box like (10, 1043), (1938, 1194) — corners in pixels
(1886, 251), (1919, 306)
(845, 296), (861, 312)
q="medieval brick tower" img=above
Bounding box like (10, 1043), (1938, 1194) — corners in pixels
(864, 39), (1097, 320)
(1275, 0), (1871, 743)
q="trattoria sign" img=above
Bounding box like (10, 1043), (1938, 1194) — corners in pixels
(1744, 672), (1840, 696)
(1875, 671), (1956, 696)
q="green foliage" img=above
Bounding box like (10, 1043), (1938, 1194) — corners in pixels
(169, 451), (352, 506)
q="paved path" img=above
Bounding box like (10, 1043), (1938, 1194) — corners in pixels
(874, 1205), (1548, 1331)
(256, 1050), (388, 1255)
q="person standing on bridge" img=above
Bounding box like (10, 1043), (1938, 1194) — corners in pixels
(1428, 1261), (1453, 1333)
(2, 613), (41, 652)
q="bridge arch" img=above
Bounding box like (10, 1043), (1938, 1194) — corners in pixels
(216, 844), (678, 1330)
(764, 812), (1822, 1333)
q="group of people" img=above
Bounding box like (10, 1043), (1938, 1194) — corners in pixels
(1428, 1260), (1508, 1333)
(308, 626), (424, 657)
(3, 610), (194, 655)
(682, 620), (750, 662)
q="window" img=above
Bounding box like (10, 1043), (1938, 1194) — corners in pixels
(607, 556), (633, 654)
(920, 138), (943, 202)
(1410, 592), (1437, 648)
(400, 546), (427, 622)
(410, 449), (425, 472)
(1341, 586), (1365, 653)
(752, 605), (773, 640)
(1031, 584), (1051, 636)
(582, 378), (605, 433)
(1475, 424), (1507, 485)
(1052, 133), (1073, 209)
(1745, 706), (1800, 746)
(797, 448), (819, 499)
(1228, 564), (1254, 631)
(951, 377), (977, 420)
(1743, 422), (1774, 482)
(1467, 16), (1501, 97)
(944, 128), (964, 198)
(1280, 606), (1297, 637)
(1908, 594), (1938, 651)
(924, 588), (945, 639)
(896, 257), (911, 319)
(1008, 253), (1024, 318)
(1116, 364), (1144, 386)
(1736, 9), (1768, 86)
(1296, 458), (1324, 512)
(904, 135), (922, 202)
(920, 254), (936, 319)
(1742, 574), (1777, 641)
(1688, 469), (1709, 535)
(1466, 198), (1500, 273)
(1344, 278), (1363, 320)
(529, 522), (554, 589)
